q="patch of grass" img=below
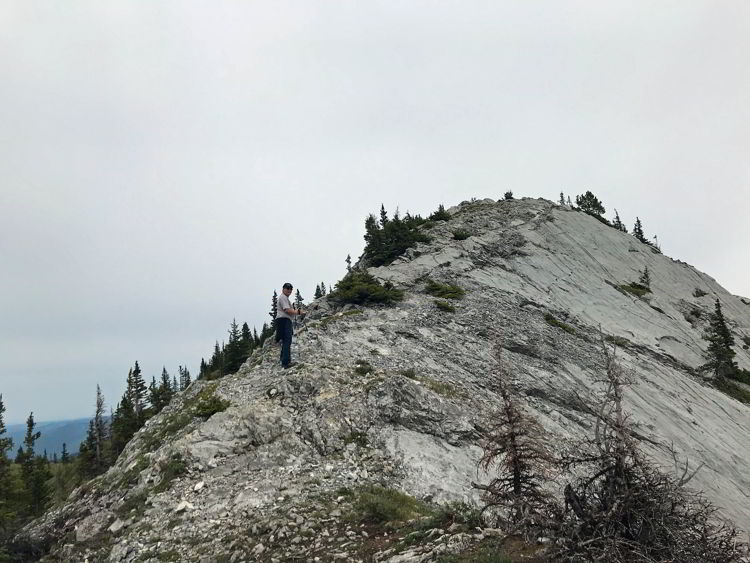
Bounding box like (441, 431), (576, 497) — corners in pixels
(544, 313), (576, 334)
(425, 279), (465, 299)
(153, 454), (188, 494)
(437, 540), (514, 562)
(156, 550), (181, 562)
(452, 229), (471, 241)
(354, 359), (374, 375)
(329, 271), (404, 305)
(400, 368), (417, 378)
(605, 335), (629, 347)
(116, 491), (148, 519)
(194, 394), (231, 420)
(714, 376), (750, 404)
(619, 283), (651, 298)
(420, 501), (483, 532)
(351, 485), (432, 524)
(343, 431), (368, 447)
(435, 300), (456, 313)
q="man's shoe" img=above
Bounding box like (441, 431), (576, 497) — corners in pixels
(282, 362), (296, 369)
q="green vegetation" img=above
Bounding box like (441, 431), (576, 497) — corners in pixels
(329, 271), (404, 305)
(693, 288), (708, 298)
(714, 376), (750, 404)
(425, 279), (465, 299)
(605, 335), (629, 347)
(437, 541), (514, 563)
(363, 205), (432, 267)
(319, 309), (363, 327)
(435, 300), (456, 313)
(544, 313), (576, 334)
(194, 394), (231, 420)
(351, 485), (431, 524)
(153, 454), (188, 494)
(156, 551), (181, 562)
(400, 369), (460, 398)
(452, 229), (471, 240)
(353, 360), (374, 376)
(116, 491), (149, 518)
(575, 191), (605, 217)
(619, 283), (651, 298)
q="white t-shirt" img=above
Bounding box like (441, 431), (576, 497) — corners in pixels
(277, 292), (294, 320)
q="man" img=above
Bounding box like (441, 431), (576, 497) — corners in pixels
(276, 282), (304, 368)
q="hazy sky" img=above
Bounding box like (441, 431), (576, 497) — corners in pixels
(1, 2), (748, 424)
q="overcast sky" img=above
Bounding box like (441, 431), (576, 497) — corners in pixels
(1, 2), (748, 424)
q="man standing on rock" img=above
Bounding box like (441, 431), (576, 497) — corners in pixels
(276, 282), (304, 368)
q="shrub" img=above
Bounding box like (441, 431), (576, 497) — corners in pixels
(195, 394), (230, 420)
(715, 376), (750, 404)
(619, 282), (651, 298)
(353, 360), (374, 376)
(329, 271), (404, 305)
(544, 313), (576, 334)
(452, 229), (471, 241)
(153, 454), (188, 494)
(693, 288), (708, 298)
(429, 204), (451, 222)
(425, 279), (465, 299)
(435, 300), (456, 313)
(352, 485), (431, 524)
(503, 191), (513, 200)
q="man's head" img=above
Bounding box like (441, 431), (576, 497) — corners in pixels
(282, 282), (293, 296)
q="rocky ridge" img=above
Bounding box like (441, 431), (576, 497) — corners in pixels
(16, 197), (750, 562)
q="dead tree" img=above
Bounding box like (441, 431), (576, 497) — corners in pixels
(473, 349), (556, 535)
(552, 340), (746, 562)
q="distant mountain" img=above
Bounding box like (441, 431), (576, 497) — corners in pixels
(6, 417), (93, 458)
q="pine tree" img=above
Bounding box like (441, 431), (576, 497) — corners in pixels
(320, 282), (327, 296)
(0, 394), (15, 541)
(314, 284), (322, 300)
(253, 327), (260, 347)
(270, 291), (278, 322)
(224, 319), (244, 375)
(128, 362), (148, 425)
(52, 452), (58, 464)
(345, 254), (352, 272)
(178, 365), (192, 391)
(575, 191), (606, 216)
(379, 203), (389, 228)
(638, 266), (651, 289)
(612, 209), (627, 232)
(240, 322), (253, 356)
(61, 443), (69, 464)
(559, 192), (565, 205)
(703, 299), (737, 379)
(294, 289), (304, 310)
(566, 196), (572, 206)
(20, 412), (50, 516)
(632, 217), (647, 244)
(172, 375), (178, 393)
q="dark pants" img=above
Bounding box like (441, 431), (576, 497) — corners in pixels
(276, 318), (293, 367)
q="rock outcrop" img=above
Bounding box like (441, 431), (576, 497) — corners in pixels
(16, 197), (750, 562)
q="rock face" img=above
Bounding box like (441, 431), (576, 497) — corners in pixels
(16, 198), (750, 562)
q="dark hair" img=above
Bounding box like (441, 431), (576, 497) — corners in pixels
(282, 282), (293, 290)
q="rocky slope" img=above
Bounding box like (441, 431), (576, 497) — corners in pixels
(16, 197), (750, 562)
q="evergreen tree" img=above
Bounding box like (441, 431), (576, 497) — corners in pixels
(240, 323), (253, 356)
(20, 412), (50, 516)
(632, 217), (648, 244)
(61, 443), (69, 464)
(702, 299), (738, 379)
(559, 192), (565, 205)
(270, 291), (278, 322)
(345, 254), (352, 272)
(379, 203), (389, 228)
(253, 327), (260, 347)
(575, 191), (605, 216)
(314, 284), (322, 299)
(638, 266), (651, 289)
(52, 452), (58, 464)
(224, 319), (244, 375)
(320, 282), (327, 296)
(612, 209), (627, 232)
(504, 191), (514, 200)
(15, 447), (23, 464)
(566, 196), (572, 206)
(20, 412), (41, 474)
(178, 365), (192, 391)
(294, 289), (304, 310)
(199, 358), (208, 379)
(128, 362), (148, 425)
(0, 395), (15, 543)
